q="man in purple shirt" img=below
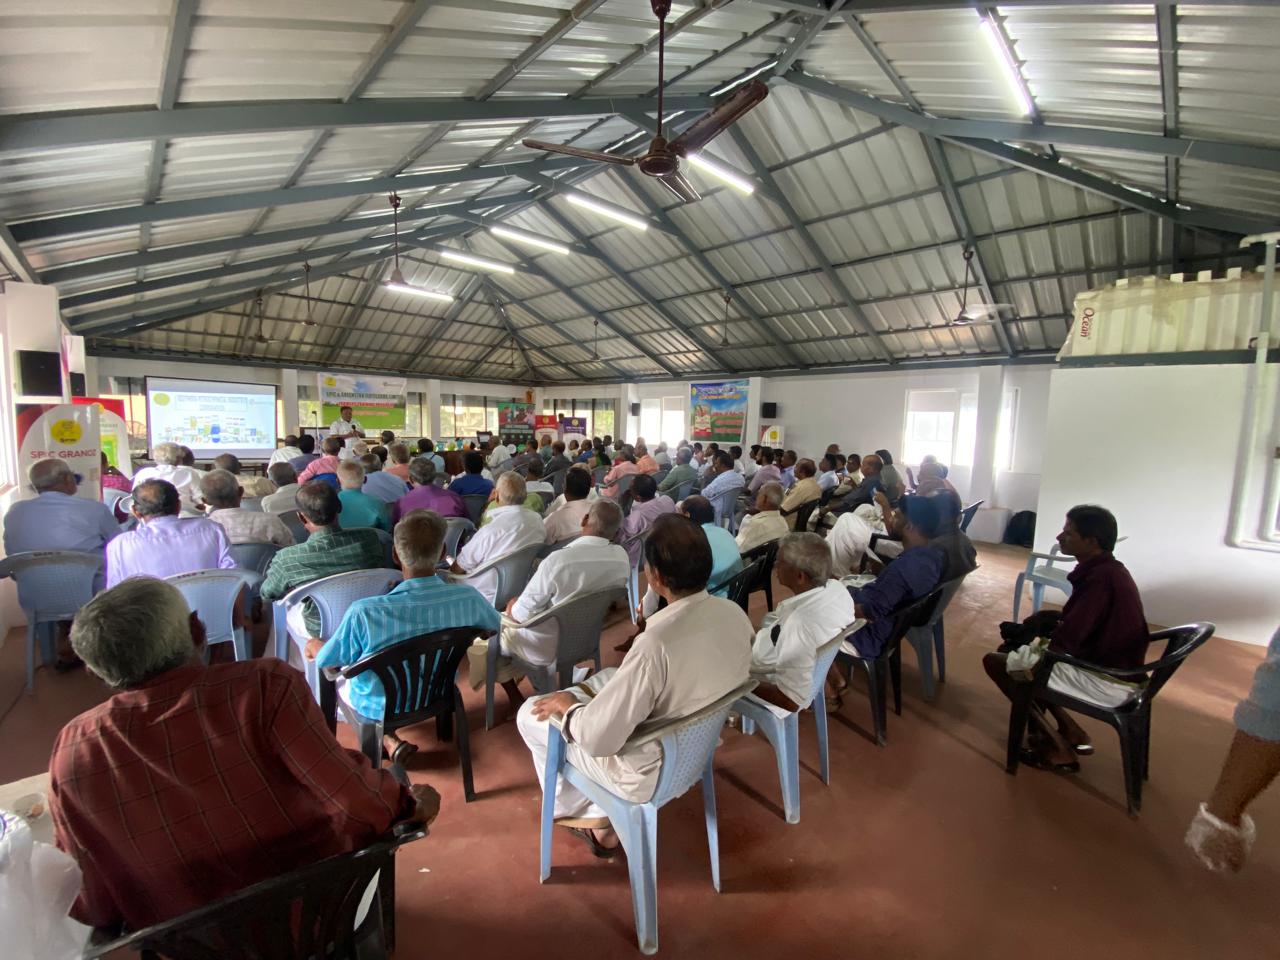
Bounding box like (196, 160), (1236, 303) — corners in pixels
(106, 480), (235, 587)
(392, 457), (466, 522)
(747, 447), (782, 496)
(618, 474), (676, 566)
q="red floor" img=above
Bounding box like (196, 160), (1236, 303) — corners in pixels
(1, 544), (1276, 959)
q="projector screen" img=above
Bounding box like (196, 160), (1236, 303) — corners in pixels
(146, 377), (278, 460)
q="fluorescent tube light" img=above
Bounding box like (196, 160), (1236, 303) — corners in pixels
(489, 225), (571, 256)
(711, 60), (777, 98)
(686, 153), (755, 195)
(438, 249), (516, 274)
(566, 193), (649, 231)
(384, 269), (454, 302)
(978, 16), (1033, 117)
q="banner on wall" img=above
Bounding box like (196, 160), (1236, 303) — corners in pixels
(759, 423), (784, 448)
(690, 380), (749, 444)
(318, 373), (406, 431)
(534, 415), (559, 445)
(74, 397), (132, 477)
(15, 403), (102, 500)
(559, 416), (587, 442)
(497, 402), (535, 438)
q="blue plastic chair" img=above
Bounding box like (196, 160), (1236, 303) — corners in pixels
(227, 541), (280, 582)
(539, 680), (756, 955)
(904, 575), (967, 701)
(735, 625), (860, 824)
(673, 479), (695, 502)
(0, 550), (104, 692)
(708, 486), (739, 532)
(312, 472), (341, 490)
(167, 569), (252, 661)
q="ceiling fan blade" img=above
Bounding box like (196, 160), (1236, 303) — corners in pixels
(521, 139), (636, 165)
(670, 80), (768, 155)
(655, 170), (701, 203)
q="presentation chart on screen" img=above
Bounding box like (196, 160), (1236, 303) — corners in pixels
(146, 377), (277, 459)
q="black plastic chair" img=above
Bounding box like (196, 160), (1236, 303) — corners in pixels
(960, 499), (984, 531)
(740, 538), (781, 611)
(85, 824), (426, 960)
(836, 588), (942, 746)
(336, 626), (494, 802)
(712, 556), (767, 613)
(546, 468), (568, 497)
(461, 493), (488, 526)
(783, 498), (820, 533)
(1004, 622), (1215, 816)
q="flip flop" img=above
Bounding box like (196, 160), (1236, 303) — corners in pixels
(1073, 743), (1095, 756)
(1019, 747), (1080, 774)
(563, 826), (623, 860)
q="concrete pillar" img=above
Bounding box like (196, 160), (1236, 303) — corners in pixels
(970, 365), (1005, 506)
(280, 368), (299, 435)
(426, 378), (442, 440)
(744, 375), (764, 448)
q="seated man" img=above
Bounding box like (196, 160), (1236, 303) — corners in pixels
(306, 509), (500, 762)
(983, 505), (1148, 770)
(261, 462), (301, 514)
(449, 451), (496, 497)
(681, 495), (741, 595)
(780, 458), (821, 529)
(517, 513), (752, 856)
(829, 495), (945, 708)
(451, 472), (547, 604)
(827, 503), (882, 577)
(259, 481), (385, 652)
(386, 442), (413, 481)
(914, 459), (954, 498)
(213, 453), (274, 498)
(930, 489), (977, 580)
(633, 443), (659, 475)
(827, 453), (882, 518)
(297, 435), (344, 483)
(4, 458), (119, 557)
(876, 449), (906, 503)
(816, 455), (840, 493)
(524, 458), (555, 497)
(469, 500), (630, 710)
(393, 457), (466, 522)
(544, 466), (595, 544)
(201, 469), (294, 546)
(510, 440), (541, 473)
(735, 481), (789, 555)
(619, 474), (676, 565)
(778, 449), (798, 490)
(600, 446), (640, 498)
(379, 429), (396, 447)
(132, 441), (203, 513)
(487, 437), (513, 469)
(545, 440), (573, 477)
(288, 433), (320, 475)
(359, 452), (410, 504)
(653, 442), (671, 469)
(336, 461), (390, 531)
(417, 438), (445, 473)
(107, 480), (235, 587)
(746, 447), (781, 496)
(656, 445), (697, 496)
(269, 433), (303, 466)
(749, 533), (857, 714)
(700, 450), (746, 520)
(49, 577), (438, 931)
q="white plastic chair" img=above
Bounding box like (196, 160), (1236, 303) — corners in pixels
(734, 624), (861, 824)
(0, 550), (104, 692)
(488, 586), (625, 730)
(443, 517), (475, 560)
(445, 542), (541, 610)
(167, 570), (251, 661)
(240, 497), (264, 513)
(539, 680), (756, 956)
(1012, 537), (1127, 620)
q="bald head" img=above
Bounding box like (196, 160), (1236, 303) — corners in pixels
(29, 458), (76, 494)
(583, 499), (624, 540)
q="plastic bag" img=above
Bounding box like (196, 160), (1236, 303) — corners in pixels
(1006, 638), (1050, 682)
(0, 811), (91, 960)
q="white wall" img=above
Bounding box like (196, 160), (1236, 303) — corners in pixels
(1036, 364), (1280, 645)
(995, 366), (1052, 513)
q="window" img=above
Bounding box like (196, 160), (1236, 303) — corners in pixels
(994, 388), (1019, 472)
(297, 384), (321, 433)
(404, 391), (427, 439)
(661, 396), (684, 447)
(639, 398), (662, 444)
(952, 392), (978, 467)
(542, 397), (615, 439)
(902, 390), (958, 466)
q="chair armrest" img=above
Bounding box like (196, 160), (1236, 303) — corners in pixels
(1041, 648), (1151, 680)
(1027, 551), (1065, 564)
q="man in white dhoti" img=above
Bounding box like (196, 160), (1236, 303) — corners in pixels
(517, 513), (752, 857)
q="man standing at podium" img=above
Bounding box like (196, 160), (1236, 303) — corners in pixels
(329, 405), (365, 439)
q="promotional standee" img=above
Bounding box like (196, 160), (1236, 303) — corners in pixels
(534, 415), (559, 446)
(74, 396), (131, 477)
(15, 403), (102, 499)
(497, 402), (535, 439)
(559, 416), (587, 444)
(760, 423), (784, 448)
(318, 373), (407, 432)
(690, 380), (749, 445)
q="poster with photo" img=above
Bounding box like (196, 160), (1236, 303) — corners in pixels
(497, 401), (535, 438)
(689, 380), (748, 444)
(318, 372), (407, 431)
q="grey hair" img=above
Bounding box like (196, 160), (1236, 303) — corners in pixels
(779, 532), (833, 584)
(676, 447), (693, 465)
(757, 481), (784, 511)
(199, 469), (241, 508)
(359, 453), (382, 473)
(268, 461), (297, 486)
(496, 471), (526, 506)
(29, 458), (72, 493)
(337, 460), (365, 489)
(152, 441), (183, 466)
(408, 456), (436, 485)
(585, 498), (623, 540)
(393, 509), (447, 568)
(71, 577), (194, 688)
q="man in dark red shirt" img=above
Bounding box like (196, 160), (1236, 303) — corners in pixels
(50, 576), (439, 931)
(985, 505), (1149, 770)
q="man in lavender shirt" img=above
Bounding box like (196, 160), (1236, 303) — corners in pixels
(747, 447), (782, 496)
(618, 474), (676, 566)
(392, 457), (466, 522)
(106, 480), (235, 587)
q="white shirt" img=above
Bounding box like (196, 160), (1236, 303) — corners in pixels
(544, 498), (592, 544)
(750, 580), (856, 711)
(740, 457), (757, 479)
(734, 511), (789, 555)
(455, 504), (547, 604)
(261, 482), (300, 514)
(329, 418), (363, 437)
(269, 445), (303, 466)
(817, 471), (839, 492)
(828, 506), (881, 577)
(207, 507), (296, 547)
(505, 536), (630, 666)
(487, 444), (512, 468)
(131, 463), (204, 514)
(525, 480), (554, 495)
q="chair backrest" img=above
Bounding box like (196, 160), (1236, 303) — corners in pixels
(455, 542), (542, 610)
(370, 527), (396, 567)
(786, 498), (820, 532)
(707, 486), (738, 528)
(520, 587), (627, 672)
(653, 469), (669, 487)
(1135, 622), (1216, 706)
(818, 486), (836, 507)
(102, 487), (129, 509)
(673, 479), (696, 502)
(83, 829), (425, 960)
(808, 626), (861, 704)
(342, 626), (493, 724)
(960, 499), (984, 531)
(739, 538), (780, 596)
(167, 569), (245, 642)
(714, 556), (766, 612)
(537, 535), (579, 560)
(462, 494), (489, 526)
(0, 550), (104, 619)
(228, 541), (281, 576)
(240, 497), (264, 513)
(280, 512), (309, 544)
(537, 490), (555, 513)
(592, 466), (608, 485)
(117, 494), (135, 517)
(285, 569), (404, 637)
(920, 575), (966, 629)
(443, 517), (475, 559)
(547, 469), (568, 498)
(882, 587), (944, 656)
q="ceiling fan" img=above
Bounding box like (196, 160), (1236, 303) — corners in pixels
(950, 248), (1014, 325)
(248, 294), (280, 345)
(520, 0), (767, 203)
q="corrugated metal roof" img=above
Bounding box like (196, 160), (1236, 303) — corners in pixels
(0, 0), (1273, 381)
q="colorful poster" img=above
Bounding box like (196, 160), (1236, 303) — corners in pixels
(497, 401), (535, 438)
(75, 397), (132, 477)
(318, 373), (406, 432)
(534, 415), (560, 445)
(15, 403), (102, 500)
(559, 416), (587, 442)
(690, 380), (749, 444)
(759, 423), (784, 448)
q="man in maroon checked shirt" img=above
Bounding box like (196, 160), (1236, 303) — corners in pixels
(49, 576), (440, 932)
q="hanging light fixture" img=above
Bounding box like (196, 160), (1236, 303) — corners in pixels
(592, 318), (599, 360)
(383, 191), (454, 301)
(721, 292), (732, 346)
(301, 261), (317, 326)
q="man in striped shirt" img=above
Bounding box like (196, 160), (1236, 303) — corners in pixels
(307, 509), (500, 762)
(260, 481), (385, 649)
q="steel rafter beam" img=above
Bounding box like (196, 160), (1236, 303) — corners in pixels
(316, 268), (383, 368)
(783, 69), (1280, 176)
(0, 224), (38, 283)
(727, 126), (895, 362)
(844, 13), (1014, 355)
(758, 0), (1264, 9)
(492, 287), (635, 382)
(464, 279), (542, 380)
(645, 13), (798, 97)
(775, 0), (847, 74)
(476, 0), (609, 101)
(345, 0), (437, 101)
(401, 274), (486, 373)
(1156, 4), (1181, 264)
